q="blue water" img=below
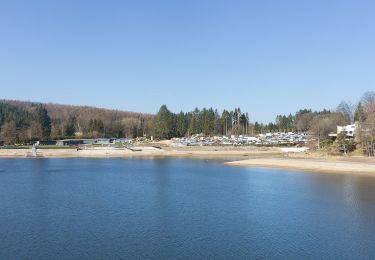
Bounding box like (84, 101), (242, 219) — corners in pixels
(1, 158), (375, 259)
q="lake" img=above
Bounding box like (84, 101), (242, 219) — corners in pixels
(1, 158), (375, 259)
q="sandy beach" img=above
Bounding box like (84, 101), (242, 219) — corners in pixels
(226, 157), (375, 175)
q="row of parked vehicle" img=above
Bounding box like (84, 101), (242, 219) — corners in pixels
(173, 132), (308, 146)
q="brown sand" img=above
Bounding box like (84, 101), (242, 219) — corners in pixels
(226, 158), (375, 175)
(0, 146), (281, 159)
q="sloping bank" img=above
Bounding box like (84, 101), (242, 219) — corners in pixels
(226, 158), (375, 175)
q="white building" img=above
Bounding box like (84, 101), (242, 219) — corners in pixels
(338, 123), (357, 137)
(329, 123), (357, 138)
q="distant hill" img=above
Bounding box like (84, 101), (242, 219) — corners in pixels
(1, 99), (151, 119)
(0, 99), (155, 142)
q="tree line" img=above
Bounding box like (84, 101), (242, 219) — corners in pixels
(0, 100), (252, 144)
(0, 100), (253, 144)
(1, 91), (375, 151)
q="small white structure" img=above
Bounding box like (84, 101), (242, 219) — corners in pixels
(280, 147), (309, 153)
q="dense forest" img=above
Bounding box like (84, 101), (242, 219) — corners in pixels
(155, 106), (250, 139)
(1, 91), (375, 148)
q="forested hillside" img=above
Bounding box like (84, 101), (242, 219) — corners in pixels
(0, 100), (253, 144)
(0, 100), (154, 143)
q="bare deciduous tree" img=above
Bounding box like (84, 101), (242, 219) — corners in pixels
(337, 101), (354, 124)
(361, 91), (375, 109)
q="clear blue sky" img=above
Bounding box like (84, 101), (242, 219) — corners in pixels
(1, 1), (374, 122)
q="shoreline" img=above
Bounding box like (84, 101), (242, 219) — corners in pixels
(0, 146), (283, 159)
(1, 146), (375, 175)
